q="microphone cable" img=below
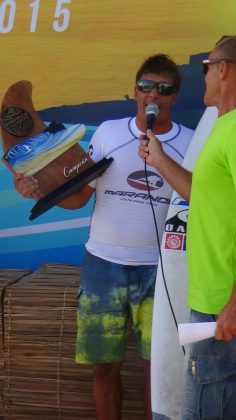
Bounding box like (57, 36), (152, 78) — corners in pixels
(144, 158), (185, 355)
(102, 115), (185, 354)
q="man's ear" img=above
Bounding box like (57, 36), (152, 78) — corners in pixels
(219, 61), (230, 80)
(134, 86), (138, 100)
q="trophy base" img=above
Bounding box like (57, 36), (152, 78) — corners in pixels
(29, 157), (113, 220)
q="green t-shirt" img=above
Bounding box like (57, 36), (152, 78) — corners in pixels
(187, 109), (236, 314)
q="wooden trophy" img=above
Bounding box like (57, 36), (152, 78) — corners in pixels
(0, 81), (113, 220)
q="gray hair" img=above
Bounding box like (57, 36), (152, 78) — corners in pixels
(215, 36), (236, 60)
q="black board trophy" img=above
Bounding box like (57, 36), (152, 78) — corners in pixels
(0, 81), (113, 220)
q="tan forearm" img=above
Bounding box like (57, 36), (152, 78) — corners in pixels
(152, 153), (192, 201)
(215, 283), (236, 341)
(139, 132), (192, 201)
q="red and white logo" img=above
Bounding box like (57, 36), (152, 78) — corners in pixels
(164, 233), (184, 250)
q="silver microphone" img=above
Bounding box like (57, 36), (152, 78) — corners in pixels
(146, 103), (160, 131)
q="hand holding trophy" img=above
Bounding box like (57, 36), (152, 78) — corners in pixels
(0, 81), (113, 220)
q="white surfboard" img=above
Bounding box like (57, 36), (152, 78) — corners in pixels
(151, 106), (218, 420)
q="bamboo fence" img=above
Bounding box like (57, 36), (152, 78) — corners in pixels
(0, 263), (145, 419)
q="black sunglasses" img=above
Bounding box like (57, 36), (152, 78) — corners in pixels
(137, 80), (176, 95)
(202, 58), (236, 75)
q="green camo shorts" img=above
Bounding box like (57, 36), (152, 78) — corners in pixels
(76, 251), (157, 364)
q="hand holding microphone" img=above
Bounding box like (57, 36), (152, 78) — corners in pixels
(138, 103), (164, 167)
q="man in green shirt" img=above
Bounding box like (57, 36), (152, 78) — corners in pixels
(139, 35), (236, 419)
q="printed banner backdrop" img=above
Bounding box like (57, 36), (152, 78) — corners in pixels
(0, 0), (235, 269)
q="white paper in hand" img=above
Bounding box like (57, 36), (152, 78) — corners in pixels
(178, 321), (216, 346)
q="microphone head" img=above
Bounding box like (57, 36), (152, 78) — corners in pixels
(146, 103), (159, 117)
(145, 103), (160, 131)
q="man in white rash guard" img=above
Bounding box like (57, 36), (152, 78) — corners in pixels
(14, 54), (194, 420)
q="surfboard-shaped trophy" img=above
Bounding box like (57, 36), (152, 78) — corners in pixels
(0, 80), (113, 220)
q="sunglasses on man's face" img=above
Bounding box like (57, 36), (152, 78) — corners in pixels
(202, 58), (236, 75)
(137, 80), (177, 96)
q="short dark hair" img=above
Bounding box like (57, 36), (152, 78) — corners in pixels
(135, 54), (182, 91)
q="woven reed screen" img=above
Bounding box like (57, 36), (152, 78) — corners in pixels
(0, 264), (145, 419)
